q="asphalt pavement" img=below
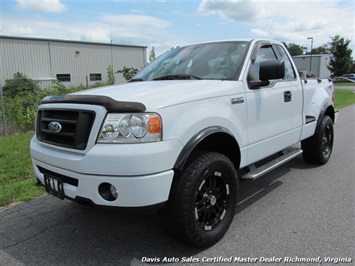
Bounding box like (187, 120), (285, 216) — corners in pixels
(0, 105), (354, 266)
(334, 85), (355, 91)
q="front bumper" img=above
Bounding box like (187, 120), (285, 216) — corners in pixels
(32, 159), (174, 207)
(30, 137), (182, 207)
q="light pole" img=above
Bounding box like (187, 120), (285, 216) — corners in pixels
(307, 37), (313, 76)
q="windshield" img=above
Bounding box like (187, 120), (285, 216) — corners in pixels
(132, 41), (250, 81)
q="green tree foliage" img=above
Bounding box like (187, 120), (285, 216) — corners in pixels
(308, 44), (329, 55)
(350, 63), (355, 74)
(117, 66), (139, 81)
(107, 65), (115, 85)
(1, 73), (86, 133)
(149, 46), (156, 63)
(4, 93), (39, 131)
(327, 35), (353, 76)
(285, 43), (306, 56)
(2, 72), (40, 97)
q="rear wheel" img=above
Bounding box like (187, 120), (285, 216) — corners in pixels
(159, 151), (238, 248)
(302, 115), (334, 165)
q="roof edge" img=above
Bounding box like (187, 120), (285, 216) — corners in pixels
(0, 35), (147, 49)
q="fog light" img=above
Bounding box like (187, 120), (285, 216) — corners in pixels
(110, 185), (118, 199)
(98, 183), (118, 201)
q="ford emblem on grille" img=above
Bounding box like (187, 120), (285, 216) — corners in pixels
(48, 121), (62, 133)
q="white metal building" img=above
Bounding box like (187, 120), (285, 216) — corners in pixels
(292, 54), (332, 78)
(0, 36), (147, 87)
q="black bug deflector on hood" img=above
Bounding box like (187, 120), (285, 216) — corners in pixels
(41, 95), (146, 113)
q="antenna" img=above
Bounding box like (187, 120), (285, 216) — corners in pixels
(110, 24), (113, 66)
(110, 24), (112, 44)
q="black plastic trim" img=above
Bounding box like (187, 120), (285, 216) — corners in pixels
(72, 196), (166, 212)
(305, 115), (316, 124)
(174, 126), (234, 171)
(37, 166), (78, 187)
(36, 109), (95, 150)
(317, 103), (334, 127)
(41, 95), (146, 113)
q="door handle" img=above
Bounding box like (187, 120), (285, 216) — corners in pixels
(284, 91), (292, 102)
(231, 97), (244, 104)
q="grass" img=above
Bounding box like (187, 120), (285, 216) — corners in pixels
(0, 89), (354, 208)
(334, 89), (355, 109)
(0, 132), (45, 207)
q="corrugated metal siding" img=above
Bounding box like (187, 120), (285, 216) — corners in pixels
(0, 36), (147, 87)
(113, 46), (147, 83)
(0, 38), (52, 82)
(292, 54), (331, 78)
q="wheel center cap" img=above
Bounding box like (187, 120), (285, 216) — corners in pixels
(210, 195), (217, 206)
(204, 193), (217, 206)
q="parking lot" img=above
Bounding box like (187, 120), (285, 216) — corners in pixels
(0, 105), (354, 266)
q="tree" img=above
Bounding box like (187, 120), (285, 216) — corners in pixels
(106, 65), (115, 85)
(308, 44), (329, 55)
(285, 43), (306, 56)
(327, 35), (353, 76)
(350, 61), (355, 73)
(2, 72), (40, 97)
(149, 46), (156, 63)
(117, 66), (139, 81)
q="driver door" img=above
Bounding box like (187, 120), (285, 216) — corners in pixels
(245, 43), (294, 165)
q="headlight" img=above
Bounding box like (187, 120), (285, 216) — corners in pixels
(130, 114), (148, 138)
(98, 113), (162, 143)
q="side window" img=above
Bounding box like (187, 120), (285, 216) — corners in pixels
(248, 45), (277, 81)
(275, 45), (296, 80)
(256, 46), (277, 63)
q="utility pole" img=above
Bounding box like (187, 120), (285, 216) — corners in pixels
(110, 24), (113, 67)
(308, 37), (313, 76)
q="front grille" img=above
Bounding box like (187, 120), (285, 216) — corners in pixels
(36, 109), (95, 150)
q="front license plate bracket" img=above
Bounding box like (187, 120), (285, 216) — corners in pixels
(44, 175), (65, 200)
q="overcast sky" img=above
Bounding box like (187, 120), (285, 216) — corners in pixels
(1, 0), (354, 57)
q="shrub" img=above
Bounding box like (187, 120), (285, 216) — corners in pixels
(2, 72), (40, 97)
(117, 66), (139, 81)
(1, 71), (115, 135)
(4, 94), (39, 131)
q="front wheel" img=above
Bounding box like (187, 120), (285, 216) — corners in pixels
(302, 115), (334, 165)
(159, 151), (238, 248)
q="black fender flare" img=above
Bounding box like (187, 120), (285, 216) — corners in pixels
(174, 126), (236, 171)
(317, 102), (335, 128)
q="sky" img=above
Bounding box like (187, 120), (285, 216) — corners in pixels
(1, 0), (354, 58)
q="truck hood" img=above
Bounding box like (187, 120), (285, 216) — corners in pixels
(72, 80), (228, 110)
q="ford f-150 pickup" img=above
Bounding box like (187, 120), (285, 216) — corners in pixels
(30, 39), (338, 248)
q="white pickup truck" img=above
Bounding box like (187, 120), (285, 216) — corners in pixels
(30, 39), (338, 248)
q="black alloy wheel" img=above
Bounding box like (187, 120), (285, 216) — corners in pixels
(302, 115), (334, 165)
(159, 151), (238, 248)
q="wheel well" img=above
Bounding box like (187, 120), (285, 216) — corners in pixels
(324, 105), (335, 122)
(174, 127), (241, 172)
(192, 133), (240, 170)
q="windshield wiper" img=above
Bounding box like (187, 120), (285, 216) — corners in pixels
(152, 74), (201, 81)
(129, 78), (144, 82)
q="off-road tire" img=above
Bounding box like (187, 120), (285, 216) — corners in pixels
(301, 115), (334, 165)
(159, 151), (238, 248)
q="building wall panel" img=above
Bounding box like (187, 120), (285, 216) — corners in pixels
(0, 38), (52, 83)
(292, 54), (332, 78)
(0, 36), (147, 87)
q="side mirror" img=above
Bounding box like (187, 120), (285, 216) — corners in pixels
(250, 60), (285, 89)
